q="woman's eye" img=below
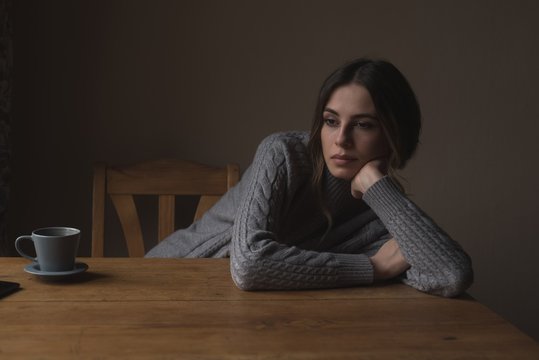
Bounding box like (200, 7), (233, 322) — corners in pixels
(324, 118), (338, 127)
(355, 121), (374, 129)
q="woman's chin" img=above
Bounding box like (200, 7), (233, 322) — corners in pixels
(327, 167), (357, 182)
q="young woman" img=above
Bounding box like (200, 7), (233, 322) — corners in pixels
(146, 58), (473, 297)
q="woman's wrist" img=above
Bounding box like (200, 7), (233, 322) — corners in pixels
(361, 170), (384, 192)
(351, 164), (385, 197)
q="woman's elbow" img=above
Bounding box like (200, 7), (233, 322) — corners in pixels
(406, 264), (474, 298)
(231, 271), (256, 291)
(435, 266), (474, 298)
(451, 266), (474, 296)
(445, 254), (474, 297)
(230, 256), (261, 291)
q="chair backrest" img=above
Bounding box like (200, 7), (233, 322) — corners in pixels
(91, 159), (240, 257)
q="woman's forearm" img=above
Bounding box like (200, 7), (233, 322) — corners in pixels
(362, 176), (474, 297)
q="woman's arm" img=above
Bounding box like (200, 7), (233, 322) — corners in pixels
(353, 160), (474, 297)
(230, 133), (375, 290)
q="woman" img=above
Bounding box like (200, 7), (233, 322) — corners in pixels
(146, 58), (473, 297)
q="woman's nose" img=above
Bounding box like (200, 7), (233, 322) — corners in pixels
(335, 127), (353, 148)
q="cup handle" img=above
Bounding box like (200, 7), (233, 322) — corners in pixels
(15, 236), (37, 261)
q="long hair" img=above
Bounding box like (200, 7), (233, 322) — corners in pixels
(307, 58), (422, 230)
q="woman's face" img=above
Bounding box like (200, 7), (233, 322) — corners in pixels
(321, 83), (390, 181)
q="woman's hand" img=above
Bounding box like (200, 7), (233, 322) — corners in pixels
(351, 158), (388, 198)
(369, 239), (410, 281)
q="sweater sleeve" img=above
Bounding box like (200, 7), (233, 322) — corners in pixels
(362, 176), (474, 297)
(230, 133), (374, 290)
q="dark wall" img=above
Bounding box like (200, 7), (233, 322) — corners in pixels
(10, 0), (539, 342)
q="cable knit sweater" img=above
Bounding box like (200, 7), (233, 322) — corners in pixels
(146, 132), (473, 297)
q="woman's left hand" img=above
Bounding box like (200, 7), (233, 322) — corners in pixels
(351, 158), (388, 198)
(369, 238), (410, 280)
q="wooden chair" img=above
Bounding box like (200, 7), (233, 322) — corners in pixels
(91, 159), (240, 257)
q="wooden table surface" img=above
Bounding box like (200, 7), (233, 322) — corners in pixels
(1, 257), (538, 359)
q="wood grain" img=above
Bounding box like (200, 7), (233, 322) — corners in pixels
(107, 159), (230, 195)
(1, 257), (537, 359)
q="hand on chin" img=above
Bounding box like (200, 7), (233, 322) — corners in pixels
(351, 158), (388, 198)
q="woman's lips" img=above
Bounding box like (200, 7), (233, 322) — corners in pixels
(331, 154), (357, 165)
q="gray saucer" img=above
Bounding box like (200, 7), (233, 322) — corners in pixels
(24, 262), (89, 277)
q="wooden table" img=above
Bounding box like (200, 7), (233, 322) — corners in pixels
(1, 258), (538, 359)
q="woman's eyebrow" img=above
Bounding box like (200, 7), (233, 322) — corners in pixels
(323, 107), (378, 120)
(323, 108), (339, 116)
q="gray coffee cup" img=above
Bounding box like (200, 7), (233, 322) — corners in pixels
(15, 227), (81, 272)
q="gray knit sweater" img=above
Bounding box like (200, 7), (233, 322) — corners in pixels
(146, 132), (473, 297)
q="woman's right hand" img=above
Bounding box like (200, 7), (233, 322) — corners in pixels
(369, 239), (410, 280)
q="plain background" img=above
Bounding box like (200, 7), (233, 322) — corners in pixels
(8, 0), (539, 342)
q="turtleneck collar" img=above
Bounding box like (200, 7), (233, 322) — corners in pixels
(321, 166), (366, 220)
